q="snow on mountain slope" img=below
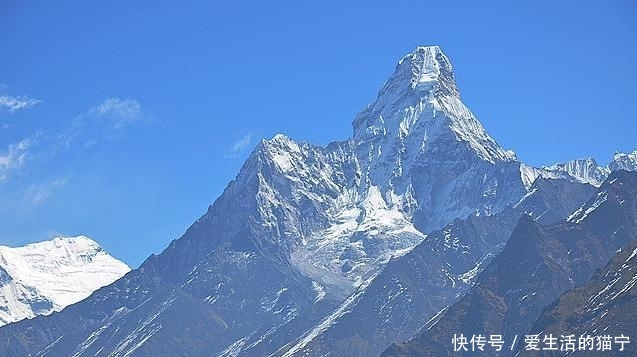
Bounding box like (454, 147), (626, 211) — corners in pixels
(0, 236), (130, 326)
(270, 45), (527, 299)
(245, 45), (529, 300)
(278, 174), (599, 357)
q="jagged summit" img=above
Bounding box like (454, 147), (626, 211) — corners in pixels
(396, 45), (458, 96)
(353, 45), (515, 170)
(543, 157), (610, 187)
(520, 149), (637, 188)
(258, 46), (514, 167)
(371, 45), (458, 104)
(611, 149), (637, 171)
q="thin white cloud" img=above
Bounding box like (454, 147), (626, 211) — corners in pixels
(0, 97), (146, 184)
(88, 98), (143, 129)
(0, 138), (31, 181)
(0, 95), (41, 113)
(0, 98), (145, 185)
(62, 98), (145, 148)
(21, 177), (68, 209)
(226, 133), (253, 158)
(0, 97), (147, 218)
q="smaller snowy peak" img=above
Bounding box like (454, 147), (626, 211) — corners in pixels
(20, 235), (102, 257)
(260, 133), (301, 152)
(610, 150), (637, 172)
(257, 133), (306, 173)
(520, 158), (607, 189)
(519, 163), (543, 190)
(543, 157), (610, 187)
(0, 235), (130, 326)
(522, 150), (637, 190)
(267, 133), (294, 145)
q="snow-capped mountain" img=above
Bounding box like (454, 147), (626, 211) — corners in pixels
(0, 45), (529, 357)
(0, 236), (130, 326)
(351, 46), (522, 231)
(610, 149), (637, 172)
(542, 158), (610, 186)
(0, 45), (633, 357)
(520, 149), (637, 188)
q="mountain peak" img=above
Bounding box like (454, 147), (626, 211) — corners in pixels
(396, 45), (458, 97)
(0, 236), (130, 326)
(610, 149), (637, 172)
(368, 45), (459, 112)
(542, 157), (610, 187)
(353, 45), (515, 164)
(51, 235), (101, 248)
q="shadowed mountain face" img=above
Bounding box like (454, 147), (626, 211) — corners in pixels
(0, 45), (632, 357)
(381, 171), (637, 357)
(274, 177), (598, 357)
(514, 177), (597, 225)
(519, 239), (637, 357)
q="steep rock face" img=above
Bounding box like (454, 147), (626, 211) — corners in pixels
(514, 177), (597, 225)
(0, 236), (130, 327)
(0, 141), (343, 357)
(381, 171), (637, 357)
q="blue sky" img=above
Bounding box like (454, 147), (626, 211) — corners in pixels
(1, 1), (635, 267)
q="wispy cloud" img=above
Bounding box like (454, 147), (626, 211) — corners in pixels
(1, 98), (146, 184)
(21, 177), (68, 209)
(0, 95), (41, 113)
(87, 98), (143, 129)
(62, 98), (145, 148)
(0, 97), (147, 215)
(1, 97), (145, 185)
(0, 138), (31, 181)
(226, 133), (253, 158)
